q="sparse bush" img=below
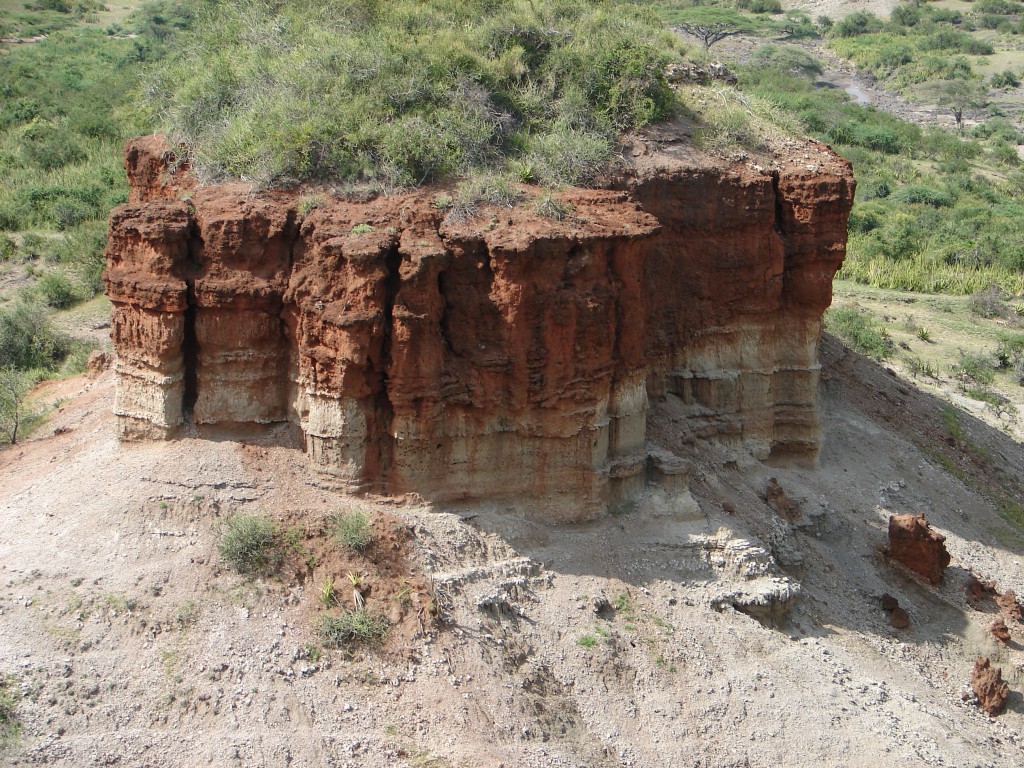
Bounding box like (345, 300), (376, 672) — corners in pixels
(330, 510), (373, 551)
(218, 514), (280, 576)
(915, 327), (932, 343)
(970, 285), (1007, 318)
(951, 350), (996, 392)
(317, 609), (388, 648)
(297, 194), (324, 216)
(534, 192), (574, 221)
(903, 355), (938, 380)
(0, 368), (34, 446)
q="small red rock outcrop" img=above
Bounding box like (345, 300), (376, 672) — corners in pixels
(104, 135), (855, 519)
(995, 590), (1023, 624)
(971, 657), (1009, 716)
(990, 617), (1011, 645)
(887, 514), (951, 586)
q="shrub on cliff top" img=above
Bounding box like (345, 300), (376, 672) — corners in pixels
(145, 0), (685, 187)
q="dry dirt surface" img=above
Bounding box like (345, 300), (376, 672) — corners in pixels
(2, 336), (1024, 767)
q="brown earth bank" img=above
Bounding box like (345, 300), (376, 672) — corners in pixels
(2, 334), (1024, 767)
(105, 133), (853, 521)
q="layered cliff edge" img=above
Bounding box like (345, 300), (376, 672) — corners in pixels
(103, 133), (854, 520)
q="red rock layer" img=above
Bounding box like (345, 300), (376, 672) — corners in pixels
(104, 136), (854, 519)
(887, 513), (952, 585)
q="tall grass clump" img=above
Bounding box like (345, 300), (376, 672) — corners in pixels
(146, 0), (685, 188)
(826, 307), (893, 359)
(330, 510), (373, 552)
(317, 610), (389, 648)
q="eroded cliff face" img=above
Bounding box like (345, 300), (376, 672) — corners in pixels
(104, 135), (854, 520)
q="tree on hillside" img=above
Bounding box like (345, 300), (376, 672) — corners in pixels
(676, 21), (742, 54)
(0, 367), (31, 446)
(672, 9), (753, 56)
(924, 78), (987, 133)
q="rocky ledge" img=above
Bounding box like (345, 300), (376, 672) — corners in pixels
(104, 134), (854, 520)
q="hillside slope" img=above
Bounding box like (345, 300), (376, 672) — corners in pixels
(1, 336), (1023, 767)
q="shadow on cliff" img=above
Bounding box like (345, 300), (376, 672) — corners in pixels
(432, 334), (1024, 670)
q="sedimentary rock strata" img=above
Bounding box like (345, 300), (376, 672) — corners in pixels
(105, 135), (854, 519)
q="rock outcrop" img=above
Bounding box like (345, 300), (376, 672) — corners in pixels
(971, 657), (1010, 716)
(104, 134), (854, 520)
(887, 514), (951, 585)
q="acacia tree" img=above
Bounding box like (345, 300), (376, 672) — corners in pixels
(676, 21), (742, 54)
(0, 368), (31, 446)
(672, 9), (752, 57)
(924, 78), (987, 134)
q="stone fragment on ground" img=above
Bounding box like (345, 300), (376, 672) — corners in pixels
(966, 574), (999, 610)
(995, 589), (1023, 624)
(887, 513), (950, 585)
(990, 618), (1011, 645)
(890, 606), (910, 630)
(971, 657), (1010, 716)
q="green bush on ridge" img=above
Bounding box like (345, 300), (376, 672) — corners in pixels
(146, 0), (685, 188)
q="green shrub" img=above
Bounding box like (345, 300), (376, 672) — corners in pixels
(147, 0), (682, 187)
(826, 307), (893, 359)
(0, 298), (71, 371)
(37, 270), (77, 309)
(991, 70), (1020, 89)
(890, 184), (953, 207)
(218, 514), (281, 576)
(918, 30), (993, 56)
(317, 609), (388, 648)
(831, 12), (884, 38)
(976, 0), (1020, 15)
(330, 510), (373, 551)
(951, 350), (996, 391)
(745, 0), (782, 14)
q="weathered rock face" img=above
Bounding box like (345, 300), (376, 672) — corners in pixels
(887, 513), (951, 586)
(104, 135), (854, 520)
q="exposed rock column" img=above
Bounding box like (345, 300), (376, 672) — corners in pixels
(189, 191), (296, 426)
(104, 202), (193, 439)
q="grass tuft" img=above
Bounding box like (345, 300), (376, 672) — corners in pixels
(317, 609), (388, 648)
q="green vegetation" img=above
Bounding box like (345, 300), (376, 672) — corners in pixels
(317, 609), (388, 648)
(330, 509), (373, 551)
(825, 306), (892, 360)
(0, 8), (185, 276)
(217, 514), (283, 576)
(0, 676), (19, 751)
(826, 4), (998, 90)
(146, 0), (684, 188)
(737, 28), (1024, 296)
